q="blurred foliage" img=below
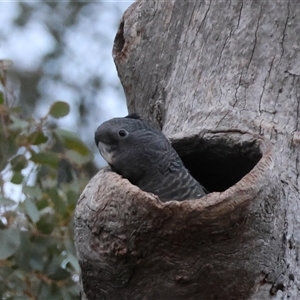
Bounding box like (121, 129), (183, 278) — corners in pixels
(0, 1), (129, 148)
(0, 60), (94, 300)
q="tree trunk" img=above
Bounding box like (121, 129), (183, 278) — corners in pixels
(75, 1), (300, 299)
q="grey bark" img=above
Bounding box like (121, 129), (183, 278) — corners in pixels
(75, 1), (300, 299)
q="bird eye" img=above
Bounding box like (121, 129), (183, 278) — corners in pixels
(118, 129), (128, 138)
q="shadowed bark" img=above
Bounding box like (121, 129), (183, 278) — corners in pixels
(75, 1), (300, 299)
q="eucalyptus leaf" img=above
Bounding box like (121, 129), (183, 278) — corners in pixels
(30, 152), (60, 167)
(48, 188), (67, 215)
(11, 171), (24, 184)
(54, 128), (90, 155)
(0, 228), (20, 259)
(49, 101), (70, 118)
(36, 212), (57, 235)
(10, 154), (28, 171)
(65, 149), (93, 165)
(24, 198), (40, 223)
(0, 92), (4, 104)
(9, 115), (29, 131)
(66, 252), (80, 273)
(0, 196), (16, 206)
(28, 130), (48, 145)
(23, 185), (43, 199)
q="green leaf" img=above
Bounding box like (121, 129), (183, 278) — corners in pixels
(14, 269), (26, 280)
(49, 101), (70, 118)
(9, 106), (22, 114)
(48, 188), (67, 215)
(36, 212), (57, 235)
(49, 267), (70, 281)
(23, 185), (43, 199)
(38, 282), (51, 299)
(28, 130), (48, 145)
(11, 171), (24, 184)
(66, 252), (80, 273)
(15, 231), (31, 271)
(24, 198), (40, 223)
(30, 151), (60, 167)
(46, 255), (70, 280)
(66, 190), (78, 207)
(65, 149), (93, 166)
(36, 197), (50, 210)
(10, 154), (28, 171)
(9, 115), (29, 131)
(0, 91), (4, 105)
(29, 241), (48, 271)
(0, 228), (21, 259)
(61, 286), (80, 300)
(0, 196), (16, 206)
(54, 128), (90, 156)
(0, 138), (18, 169)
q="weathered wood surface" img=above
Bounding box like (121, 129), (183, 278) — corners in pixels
(75, 1), (300, 299)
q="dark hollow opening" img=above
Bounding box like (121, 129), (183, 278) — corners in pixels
(172, 137), (263, 193)
(113, 20), (125, 54)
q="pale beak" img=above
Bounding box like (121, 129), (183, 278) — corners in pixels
(97, 141), (114, 164)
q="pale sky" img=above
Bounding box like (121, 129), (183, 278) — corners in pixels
(0, 2), (134, 199)
(0, 1), (133, 167)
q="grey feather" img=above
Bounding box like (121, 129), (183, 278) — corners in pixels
(95, 114), (206, 202)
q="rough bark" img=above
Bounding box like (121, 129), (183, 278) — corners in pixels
(75, 1), (300, 299)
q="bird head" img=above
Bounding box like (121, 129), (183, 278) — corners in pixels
(94, 114), (169, 182)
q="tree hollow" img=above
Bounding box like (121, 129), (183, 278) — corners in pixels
(172, 131), (263, 192)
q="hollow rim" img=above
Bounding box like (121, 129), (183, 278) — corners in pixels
(77, 131), (273, 223)
(164, 131), (273, 217)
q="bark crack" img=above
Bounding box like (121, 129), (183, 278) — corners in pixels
(280, 0), (290, 59)
(233, 69), (244, 107)
(217, 28), (233, 66)
(258, 55), (276, 115)
(178, 2), (198, 100)
(216, 110), (230, 128)
(234, 2), (261, 108)
(295, 79), (300, 132)
(295, 86), (300, 189)
(296, 155), (299, 193)
(246, 4), (262, 72)
(235, 0), (243, 32)
(195, 0), (212, 37)
(187, 3), (197, 29)
(202, 108), (215, 124)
